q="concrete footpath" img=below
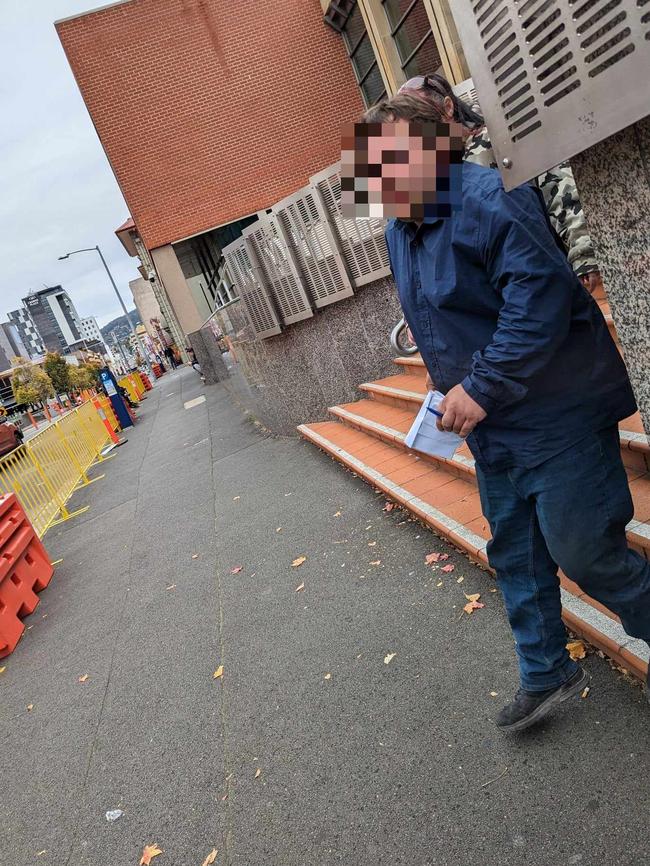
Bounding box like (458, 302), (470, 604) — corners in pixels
(1, 367), (649, 866)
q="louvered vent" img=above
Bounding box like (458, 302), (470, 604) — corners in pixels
(273, 187), (354, 308)
(222, 237), (281, 340)
(451, 0), (650, 188)
(310, 163), (392, 287)
(242, 217), (313, 326)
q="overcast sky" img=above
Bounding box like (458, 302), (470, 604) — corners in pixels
(0, 0), (138, 328)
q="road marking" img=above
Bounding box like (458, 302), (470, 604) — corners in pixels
(184, 396), (206, 410)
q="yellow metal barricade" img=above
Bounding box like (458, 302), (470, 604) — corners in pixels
(0, 400), (116, 538)
(118, 376), (140, 405)
(131, 372), (146, 398)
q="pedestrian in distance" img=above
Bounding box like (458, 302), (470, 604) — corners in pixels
(341, 87), (650, 731)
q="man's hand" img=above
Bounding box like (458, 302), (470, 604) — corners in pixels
(437, 383), (487, 438)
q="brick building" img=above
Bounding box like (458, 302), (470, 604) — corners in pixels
(56, 0), (366, 343)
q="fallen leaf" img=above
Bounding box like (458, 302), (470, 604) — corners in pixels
(334, 511), (342, 517)
(166, 584), (176, 591)
(489, 587), (498, 593)
(436, 581), (443, 587)
(254, 768), (262, 778)
(425, 552), (449, 565)
(464, 593), (481, 603)
(0, 666), (5, 674)
(295, 582), (305, 592)
(490, 691), (499, 697)
(27, 704), (34, 711)
(36, 851), (46, 857)
(384, 652), (396, 665)
(456, 576), (465, 583)
(291, 556), (307, 567)
(567, 640), (587, 661)
(191, 554), (199, 560)
(78, 674), (89, 683)
(213, 665), (224, 679)
(463, 600), (485, 615)
(233, 495), (241, 501)
(276, 527), (282, 532)
(369, 560), (381, 566)
(221, 793), (228, 801)
(383, 502), (395, 512)
(324, 673), (331, 680)
(368, 541), (376, 547)
(441, 564), (455, 573)
(201, 849), (218, 866)
(230, 566), (243, 574)
(140, 844), (163, 865)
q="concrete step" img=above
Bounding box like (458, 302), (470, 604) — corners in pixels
(327, 397), (650, 567)
(299, 418), (649, 682)
(362, 370), (650, 474)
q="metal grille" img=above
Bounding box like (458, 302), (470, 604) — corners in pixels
(450, 0), (650, 188)
(452, 76), (481, 110)
(310, 163), (392, 287)
(273, 187), (354, 309)
(222, 237), (281, 339)
(242, 217), (313, 326)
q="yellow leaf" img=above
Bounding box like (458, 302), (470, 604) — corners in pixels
(140, 843), (163, 865)
(213, 665), (224, 679)
(436, 581), (443, 587)
(368, 541), (376, 547)
(567, 640), (587, 661)
(490, 691), (498, 697)
(464, 593), (481, 603)
(254, 768), (262, 778)
(383, 502), (395, 512)
(291, 556), (306, 567)
(489, 587), (498, 593)
(27, 704), (34, 711)
(324, 673), (331, 680)
(295, 582), (305, 592)
(78, 674), (89, 683)
(384, 652), (396, 665)
(276, 527), (282, 532)
(0, 666), (6, 674)
(463, 600), (485, 615)
(456, 576), (465, 583)
(334, 511), (342, 517)
(201, 849), (218, 866)
(369, 560), (381, 566)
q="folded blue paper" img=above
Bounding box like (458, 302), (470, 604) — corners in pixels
(405, 390), (463, 459)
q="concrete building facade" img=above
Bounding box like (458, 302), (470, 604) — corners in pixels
(22, 286), (83, 354)
(7, 308), (44, 360)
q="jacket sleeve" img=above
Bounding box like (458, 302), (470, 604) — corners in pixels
(537, 162), (598, 277)
(461, 184), (575, 414)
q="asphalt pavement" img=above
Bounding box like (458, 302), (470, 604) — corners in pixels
(1, 366), (649, 866)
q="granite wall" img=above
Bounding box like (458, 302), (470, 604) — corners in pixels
(572, 117), (650, 437)
(215, 277), (404, 435)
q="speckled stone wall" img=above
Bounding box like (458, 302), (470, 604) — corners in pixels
(572, 117), (650, 437)
(215, 278), (404, 435)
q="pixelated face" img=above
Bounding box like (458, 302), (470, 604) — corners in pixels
(340, 120), (464, 221)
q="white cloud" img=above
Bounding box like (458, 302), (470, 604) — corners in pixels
(0, 0), (141, 328)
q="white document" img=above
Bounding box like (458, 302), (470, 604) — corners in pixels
(405, 390), (463, 459)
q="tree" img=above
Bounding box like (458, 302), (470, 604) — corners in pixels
(67, 365), (95, 392)
(43, 353), (70, 396)
(11, 361), (54, 407)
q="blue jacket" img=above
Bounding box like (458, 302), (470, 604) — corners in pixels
(385, 161), (636, 471)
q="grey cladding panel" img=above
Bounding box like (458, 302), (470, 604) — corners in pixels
(222, 237), (281, 340)
(451, 0), (650, 188)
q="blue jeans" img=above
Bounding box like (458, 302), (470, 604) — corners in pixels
(476, 426), (650, 692)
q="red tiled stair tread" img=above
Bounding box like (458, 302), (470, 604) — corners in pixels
(299, 419), (648, 680)
(622, 412), (645, 435)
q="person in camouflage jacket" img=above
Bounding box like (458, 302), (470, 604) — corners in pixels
(399, 74), (603, 294)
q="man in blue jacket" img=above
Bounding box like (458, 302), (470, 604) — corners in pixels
(345, 92), (650, 731)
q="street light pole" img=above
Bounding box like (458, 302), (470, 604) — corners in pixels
(58, 245), (153, 377)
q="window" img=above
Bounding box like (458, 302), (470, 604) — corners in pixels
(339, 2), (387, 106)
(382, 0), (443, 78)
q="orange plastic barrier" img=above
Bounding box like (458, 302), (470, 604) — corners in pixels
(0, 493), (53, 658)
(140, 372), (153, 391)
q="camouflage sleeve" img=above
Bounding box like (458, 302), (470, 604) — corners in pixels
(463, 128), (498, 169)
(537, 162), (599, 277)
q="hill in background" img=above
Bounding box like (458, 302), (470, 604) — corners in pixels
(100, 309), (139, 343)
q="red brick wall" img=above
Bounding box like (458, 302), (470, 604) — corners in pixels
(56, 0), (364, 250)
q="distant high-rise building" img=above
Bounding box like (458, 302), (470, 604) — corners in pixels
(7, 307), (44, 360)
(0, 322), (29, 369)
(79, 316), (105, 346)
(21, 286), (83, 353)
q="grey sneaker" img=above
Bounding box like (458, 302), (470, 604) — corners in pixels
(495, 668), (589, 732)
